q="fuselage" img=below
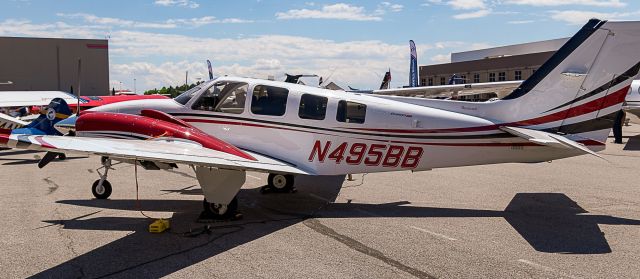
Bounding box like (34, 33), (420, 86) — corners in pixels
(85, 77), (585, 175)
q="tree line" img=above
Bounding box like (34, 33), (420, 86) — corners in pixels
(143, 81), (205, 98)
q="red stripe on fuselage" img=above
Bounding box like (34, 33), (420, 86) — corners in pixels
(183, 118), (335, 136)
(182, 118), (605, 147)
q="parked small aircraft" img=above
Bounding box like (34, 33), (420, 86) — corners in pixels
(0, 91), (167, 130)
(1, 19), (639, 220)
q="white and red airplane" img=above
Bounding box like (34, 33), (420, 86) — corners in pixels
(1, 19), (639, 220)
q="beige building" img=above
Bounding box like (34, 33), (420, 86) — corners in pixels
(419, 38), (569, 87)
(0, 37), (109, 95)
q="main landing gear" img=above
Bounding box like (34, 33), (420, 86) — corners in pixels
(91, 157), (113, 199)
(201, 196), (240, 221)
(260, 173), (296, 194)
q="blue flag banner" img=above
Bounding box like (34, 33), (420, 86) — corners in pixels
(409, 40), (418, 87)
(207, 59), (214, 80)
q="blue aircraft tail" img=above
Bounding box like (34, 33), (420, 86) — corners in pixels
(12, 98), (72, 136)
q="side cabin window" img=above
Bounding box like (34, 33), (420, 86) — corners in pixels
(251, 85), (289, 116)
(299, 94), (328, 120)
(336, 100), (366, 124)
(192, 81), (248, 114)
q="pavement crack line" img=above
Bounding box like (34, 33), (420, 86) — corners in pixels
(52, 205), (86, 278)
(42, 177), (60, 195)
(302, 219), (436, 279)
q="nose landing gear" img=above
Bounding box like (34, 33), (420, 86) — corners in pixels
(91, 157), (114, 199)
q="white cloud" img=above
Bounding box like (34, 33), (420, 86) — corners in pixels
(276, 3), (383, 21)
(441, 0), (491, 19)
(507, 20), (534, 24)
(154, 0), (199, 9)
(421, 0), (443, 6)
(505, 0), (626, 7)
(57, 13), (177, 29)
(549, 10), (640, 25)
(0, 18), (489, 90)
(57, 13), (252, 29)
(447, 0), (486, 10)
(430, 54), (451, 64)
(453, 9), (491, 19)
(166, 16), (253, 27)
(379, 2), (404, 12)
(0, 19), (97, 38)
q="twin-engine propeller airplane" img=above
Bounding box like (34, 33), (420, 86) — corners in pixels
(2, 19), (640, 220)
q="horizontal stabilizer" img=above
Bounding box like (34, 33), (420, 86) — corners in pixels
(499, 126), (604, 160)
(0, 113), (28, 129)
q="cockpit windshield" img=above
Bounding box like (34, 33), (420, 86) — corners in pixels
(174, 86), (201, 105)
(174, 80), (215, 105)
(191, 81), (248, 114)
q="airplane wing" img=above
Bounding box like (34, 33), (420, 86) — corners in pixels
(1, 134), (310, 175)
(0, 91), (79, 107)
(372, 81), (522, 97)
(0, 113), (28, 129)
(499, 126), (604, 159)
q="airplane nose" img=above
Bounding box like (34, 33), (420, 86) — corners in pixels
(54, 115), (77, 135)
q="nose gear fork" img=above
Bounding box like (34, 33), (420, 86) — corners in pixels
(91, 157), (118, 199)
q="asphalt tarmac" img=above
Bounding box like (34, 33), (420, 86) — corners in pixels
(1, 122), (640, 278)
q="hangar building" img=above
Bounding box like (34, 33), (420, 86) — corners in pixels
(419, 38), (569, 87)
(0, 37), (109, 95)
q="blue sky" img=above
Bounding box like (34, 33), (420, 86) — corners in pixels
(0, 0), (637, 91)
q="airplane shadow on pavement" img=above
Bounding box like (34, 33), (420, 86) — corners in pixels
(623, 134), (640, 150)
(0, 150), (87, 165)
(30, 176), (640, 278)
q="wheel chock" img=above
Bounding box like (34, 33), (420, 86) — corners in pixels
(149, 219), (170, 233)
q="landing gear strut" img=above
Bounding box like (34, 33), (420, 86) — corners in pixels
(92, 157), (113, 199)
(260, 173), (296, 194)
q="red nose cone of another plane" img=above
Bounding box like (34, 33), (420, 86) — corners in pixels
(75, 111), (256, 161)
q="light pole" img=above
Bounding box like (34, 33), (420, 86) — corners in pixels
(134, 78), (137, 94)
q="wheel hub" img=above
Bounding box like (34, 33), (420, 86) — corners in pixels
(211, 203), (228, 215)
(273, 175), (287, 189)
(95, 184), (105, 195)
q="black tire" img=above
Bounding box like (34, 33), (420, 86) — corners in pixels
(91, 179), (112, 199)
(58, 153), (66, 160)
(268, 173), (294, 192)
(203, 197), (238, 219)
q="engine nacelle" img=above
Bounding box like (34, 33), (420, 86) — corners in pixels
(75, 110), (255, 160)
